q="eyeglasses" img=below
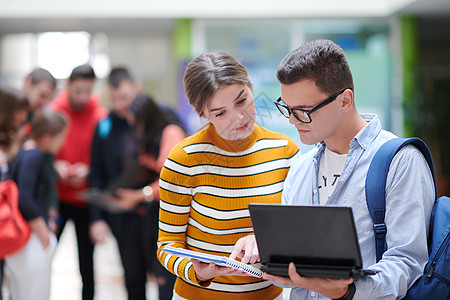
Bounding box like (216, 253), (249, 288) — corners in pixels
(274, 88), (349, 124)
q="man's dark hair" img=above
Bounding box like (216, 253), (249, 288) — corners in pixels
(107, 67), (134, 88)
(277, 39), (354, 94)
(27, 68), (56, 88)
(69, 64), (96, 82)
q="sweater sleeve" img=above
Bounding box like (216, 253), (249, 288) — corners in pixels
(15, 150), (45, 221)
(156, 146), (205, 287)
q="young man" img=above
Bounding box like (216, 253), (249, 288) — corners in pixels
(49, 64), (107, 300)
(23, 68), (57, 114)
(232, 39), (434, 299)
(89, 67), (176, 300)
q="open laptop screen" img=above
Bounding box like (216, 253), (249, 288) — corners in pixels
(249, 203), (373, 278)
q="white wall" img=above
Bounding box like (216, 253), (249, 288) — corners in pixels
(107, 34), (177, 106)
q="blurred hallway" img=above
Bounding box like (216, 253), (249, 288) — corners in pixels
(50, 221), (158, 300)
(2, 221), (291, 300)
(2, 220), (158, 300)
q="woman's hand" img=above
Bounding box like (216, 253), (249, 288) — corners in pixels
(89, 220), (110, 244)
(191, 259), (249, 283)
(108, 188), (146, 211)
(47, 207), (59, 234)
(54, 161), (89, 187)
(28, 217), (51, 249)
(229, 234), (260, 264)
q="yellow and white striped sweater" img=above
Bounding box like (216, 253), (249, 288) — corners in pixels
(157, 124), (299, 300)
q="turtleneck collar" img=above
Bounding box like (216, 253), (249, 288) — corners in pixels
(206, 124), (260, 153)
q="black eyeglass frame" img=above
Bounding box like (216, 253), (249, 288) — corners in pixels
(274, 88), (350, 124)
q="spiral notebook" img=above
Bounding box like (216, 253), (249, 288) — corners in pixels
(161, 246), (263, 278)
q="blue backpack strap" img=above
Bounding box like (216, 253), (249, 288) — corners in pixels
(365, 137), (436, 262)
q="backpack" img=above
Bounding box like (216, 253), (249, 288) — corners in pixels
(365, 137), (450, 299)
(0, 179), (31, 258)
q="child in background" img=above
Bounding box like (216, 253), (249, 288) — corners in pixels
(5, 109), (68, 300)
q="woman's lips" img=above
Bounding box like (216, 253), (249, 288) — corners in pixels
(236, 121), (249, 131)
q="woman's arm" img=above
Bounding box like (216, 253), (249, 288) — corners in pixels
(139, 124), (186, 174)
(111, 125), (186, 209)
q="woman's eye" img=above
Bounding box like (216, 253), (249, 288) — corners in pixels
(237, 98), (246, 105)
(215, 111), (225, 118)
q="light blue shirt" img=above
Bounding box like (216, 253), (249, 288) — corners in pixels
(281, 114), (434, 300)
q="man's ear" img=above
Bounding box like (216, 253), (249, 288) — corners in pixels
(23, 76), (32, 91)
(340, 89), (354, 112)
(134, 83), (142, 94)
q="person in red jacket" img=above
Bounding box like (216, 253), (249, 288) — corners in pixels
(49, 64), (107, 300)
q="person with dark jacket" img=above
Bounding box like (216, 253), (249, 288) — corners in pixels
(89, 67), (181, 299)
(6, 109), (67, 300)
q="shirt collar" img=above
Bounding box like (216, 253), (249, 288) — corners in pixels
(351, 113), (381, 150)
(313, 113), (381, 158)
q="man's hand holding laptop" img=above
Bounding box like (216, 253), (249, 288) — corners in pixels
(232, 234), (355, 299)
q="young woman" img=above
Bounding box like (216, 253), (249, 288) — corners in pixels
(5, 109), (68, 300)
(130, 94), (186, 300)
(0, 87), (21, 174)
(156, 51), (299, 300)
(0, 86), (27, 300)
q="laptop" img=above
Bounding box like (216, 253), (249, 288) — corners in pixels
(248, 203), (378, 279)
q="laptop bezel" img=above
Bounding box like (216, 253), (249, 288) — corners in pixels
(249, 203), (367, 279)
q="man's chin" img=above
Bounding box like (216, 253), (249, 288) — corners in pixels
(299, 136), (317, 146)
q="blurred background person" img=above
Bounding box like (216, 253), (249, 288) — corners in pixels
(0, 87), (19, 177)
(89, 66), (145, 299)
(129, 93), (185, 299)
(6, 109), (67, 300)
(0, 86), (26, 300)
(22, 68), (57, 120)
(49, 64), (107, 300)
(89, 67), (182, 299)
(12, 93), (30, 131)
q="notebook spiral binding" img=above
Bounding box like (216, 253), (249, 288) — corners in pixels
(161, 246), (263, 278)
(225, 260), (263, 278)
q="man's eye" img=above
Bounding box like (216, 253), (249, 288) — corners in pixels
(237, 98), (246, 105)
